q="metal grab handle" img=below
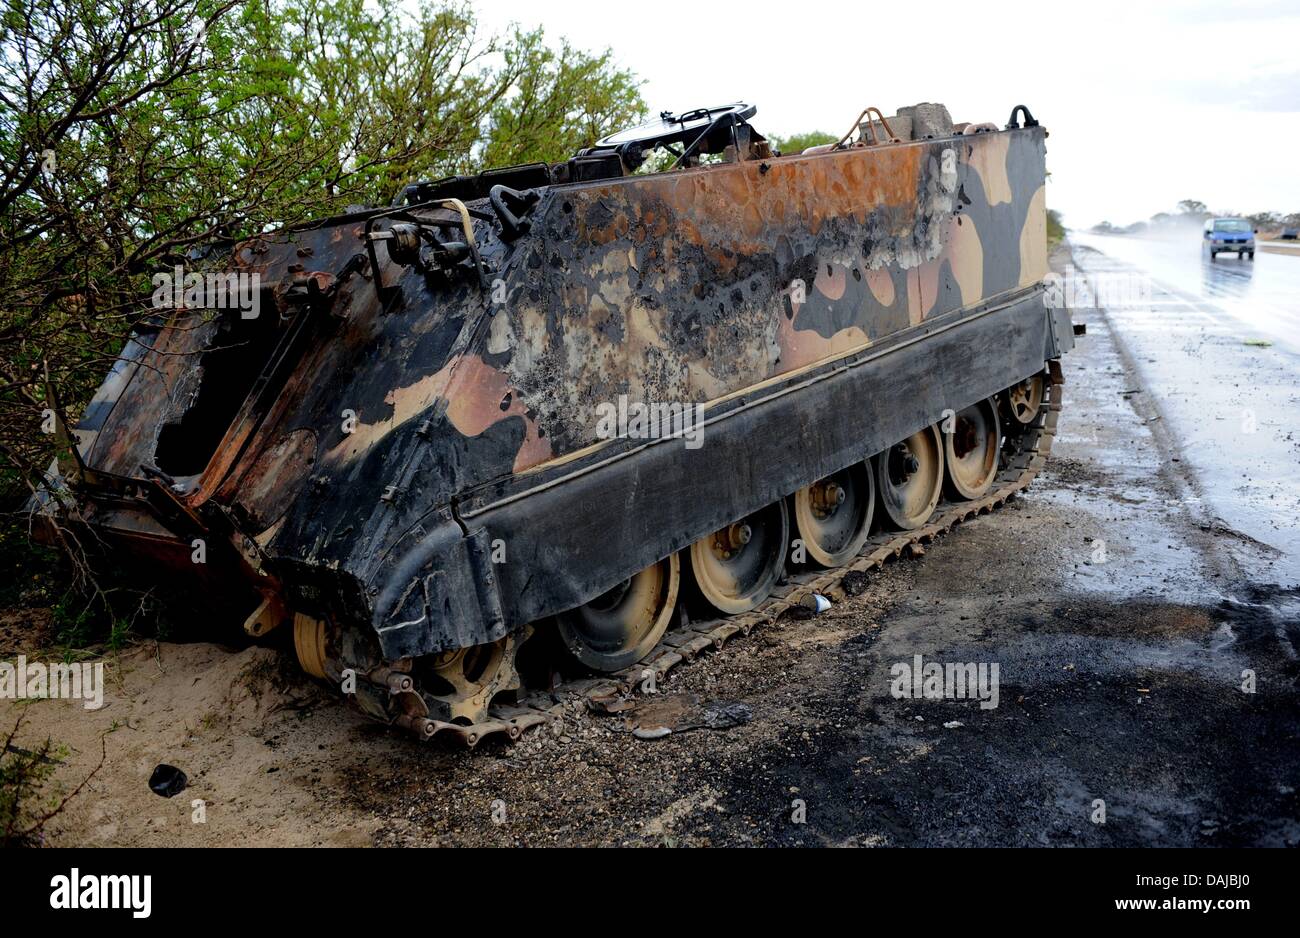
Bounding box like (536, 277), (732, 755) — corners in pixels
(860, 107), (901, 145)
(489, 185), (540, 242)
(833, 106), (901, 151)
(1005, 104), (1039, 130)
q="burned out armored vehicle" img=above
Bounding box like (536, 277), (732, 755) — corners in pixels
(38, 102), (1073, 743)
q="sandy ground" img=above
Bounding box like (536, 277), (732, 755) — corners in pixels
(4, 245), (1298, 847)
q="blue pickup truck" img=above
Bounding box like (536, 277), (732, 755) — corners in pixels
(1203, 218), (1256, 260)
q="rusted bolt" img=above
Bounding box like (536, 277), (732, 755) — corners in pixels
(813, 481), (846, 513)
(715, 522), (753, 557)
(816, 485), (847, 506)
(395, 714), (436, 739)
(386, 673), (413, 694)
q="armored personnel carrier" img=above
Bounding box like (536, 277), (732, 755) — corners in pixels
(37, 101), (1073, 742)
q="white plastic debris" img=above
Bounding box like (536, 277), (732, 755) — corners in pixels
(632, 726), (673, 741)
(802, 593), (832, 615)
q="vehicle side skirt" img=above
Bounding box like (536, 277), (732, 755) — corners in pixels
(373, 286), (1065, 659)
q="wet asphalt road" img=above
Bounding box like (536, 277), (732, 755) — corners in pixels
(1066, 233), (1300, 574)
(1071, 232), (1300, 354)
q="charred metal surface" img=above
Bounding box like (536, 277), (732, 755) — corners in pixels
(41, 106), (1062, 703)
(437, 288), (1056, 659)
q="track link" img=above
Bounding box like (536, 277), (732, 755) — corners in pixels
(397, 363), (1063, 748)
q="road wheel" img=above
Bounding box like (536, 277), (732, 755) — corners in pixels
(293, 612), (330, 680)
(690, 501), (789, 614)
(792, 462), (875, 567)
(944, 399), (1001, 500)
(556, 555), (680, 672)
(875, 426), (945, 531)
(1249, 251), (1256, 260)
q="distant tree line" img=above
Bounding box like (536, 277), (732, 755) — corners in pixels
(1091, 199), (1300, 235)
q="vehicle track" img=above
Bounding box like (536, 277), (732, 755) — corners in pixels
(394, 361), (1063, 748)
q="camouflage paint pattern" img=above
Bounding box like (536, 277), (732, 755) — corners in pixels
(50, 123), (1051, 659)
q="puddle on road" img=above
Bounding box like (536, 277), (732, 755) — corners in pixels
(1032, 484), (1222, 603)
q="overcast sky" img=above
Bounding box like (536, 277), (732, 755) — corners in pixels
(472, 0), (1300, 228)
